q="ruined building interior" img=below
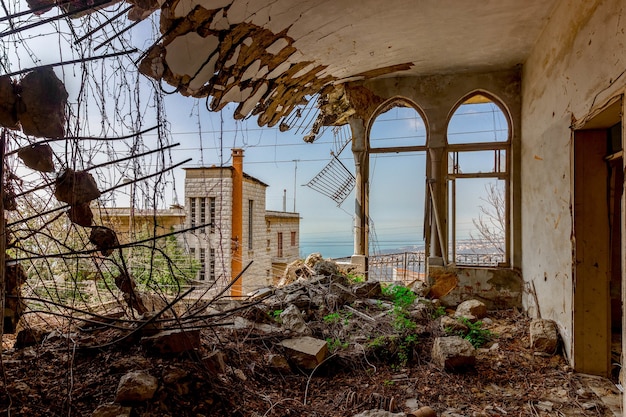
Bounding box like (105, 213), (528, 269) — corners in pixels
(1, 0), (626, 414)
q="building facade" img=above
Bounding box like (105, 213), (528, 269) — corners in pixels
(182, 149), (299, 294)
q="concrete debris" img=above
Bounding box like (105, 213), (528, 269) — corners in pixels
(280, 335), (328, 369)
(529, 318), (558, 354)
(267, 353), (291, 373)
(280, 304), (312, 335)
(89, 227), (119, 257)
(55, 169), (101, 206)
(141, 329), (201, 354)
(91, 403), (132, 417)
(17, 143), (55, 172)
(454, 299), (487, 321)
(16, 68), (68, 138)
(115, 371), (158, 403)
(0, 75), (18, 129)
(313, 259), (340, 276)
(278, 258), (314, 286)
(67, 202), (94, 226)
(432, 336), (476, 371)
(304, 252), (324, 267)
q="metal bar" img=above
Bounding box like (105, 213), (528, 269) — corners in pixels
(0, 129), (6, 340)
(2, 49), (137, 77)
(0, 0), (115, 38)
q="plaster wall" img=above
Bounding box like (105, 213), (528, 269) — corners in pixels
(521, 0), (626, 361)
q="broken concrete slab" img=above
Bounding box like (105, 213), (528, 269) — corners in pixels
(432, 336), (476, 371)
(141, 329), (201, 354)
(280, 335), (328, 369)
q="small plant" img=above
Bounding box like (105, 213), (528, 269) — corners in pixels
(383, 379), (394, 387)
(432, 305), (447, 319)
(323, 311), (352, 325)
(270, 309), (283, 321)
(382, 284), (417, 309)
(457, 317), (494, 348)
(347, 272), (365, 283)
(326, 337), (348, 352)
(392, 313), (417, 332)
(323, 312), (342, 323)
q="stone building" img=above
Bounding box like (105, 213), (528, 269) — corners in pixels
(182, 149), (299, 295)
(100, 149), (300, 295)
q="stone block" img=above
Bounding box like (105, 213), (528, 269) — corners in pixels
(432, 336), (476, 371)
(115, 371), (158, 403)
(280, 336), (328, 369)
(455, 299), (487, 321)
(529, 318), (558, 354)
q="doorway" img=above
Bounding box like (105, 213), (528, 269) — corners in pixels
(573, 101), (622, 378)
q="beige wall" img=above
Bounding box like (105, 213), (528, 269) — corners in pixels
(266, 212), (300, 282)
(521, 0), (626, 362)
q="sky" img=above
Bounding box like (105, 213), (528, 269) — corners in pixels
(1, 2), (509, 260)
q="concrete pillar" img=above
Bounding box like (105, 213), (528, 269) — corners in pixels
(231, 148), (244, 297)
(428, 146), (447, 263)
(350, 117), (368, 267)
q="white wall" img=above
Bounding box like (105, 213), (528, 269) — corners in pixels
(521, 0), (626, 360)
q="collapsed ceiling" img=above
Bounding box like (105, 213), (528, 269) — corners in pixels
(134, 0), (558, 133)
(16, 0), (558, 137)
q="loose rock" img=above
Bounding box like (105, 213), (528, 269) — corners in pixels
(432, 336), (476, 371)
(280, 336), (328, 369)
(115, 371), (158, 403)
(280, 304), (311, 335)
(529, 318), (558, 354)
(455, 299), (487, 321)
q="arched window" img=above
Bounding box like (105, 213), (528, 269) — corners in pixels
(367, 99), (428, 279)
(369, 99), (427, 149)
(446, 93), (511, 266)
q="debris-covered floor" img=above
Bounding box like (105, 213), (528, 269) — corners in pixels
(0, 268), (622, 417)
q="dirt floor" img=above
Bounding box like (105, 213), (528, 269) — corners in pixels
(0, 276), (622, 417)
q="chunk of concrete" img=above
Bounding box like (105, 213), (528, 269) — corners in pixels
(454, 299), (487, 321)
(280, 336), (328, 369)
(432, 336), (476, 371)
(530, 318), (558, 354)
(115, 371), (158, 403)
(141, 328), (200, 354)
(280, 304), (311, 335)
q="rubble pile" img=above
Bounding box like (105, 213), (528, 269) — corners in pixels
(0, 256), (617, 416)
